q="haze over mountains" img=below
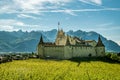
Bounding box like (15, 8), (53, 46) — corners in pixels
(0, 29), (120, 52)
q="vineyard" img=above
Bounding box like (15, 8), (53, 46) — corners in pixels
(0, 59), (120, 80)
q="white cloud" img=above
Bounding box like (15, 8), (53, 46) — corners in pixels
(43, 8), (120, 13)
(97, 23), (113, 27)
(0, 0), (72, 14)
(50, 9), (77, 16)
(63, 10), (77, 16)
(17, 14), (37, 19)
(0, 19), (25, 26)
(91, 0), (102, 5)
(0, 26), (15, 31)
(26, 8), (120, 16)
(0, 19), (52, 31)
(0, 0), (120, 16)
(79, 0), (102, 5)
(0, 19), (25, 31)
(116, 41), (120, 45)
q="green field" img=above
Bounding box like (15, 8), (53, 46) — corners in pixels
(0, 59), (120, 80)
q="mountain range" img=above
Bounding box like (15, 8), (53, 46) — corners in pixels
(0, 29), (120, 52)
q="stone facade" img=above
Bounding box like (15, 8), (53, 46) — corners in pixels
(37, 29), (105, 59)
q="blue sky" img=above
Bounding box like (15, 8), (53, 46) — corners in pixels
(0, 0), (120, 45)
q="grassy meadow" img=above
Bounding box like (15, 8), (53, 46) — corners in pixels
(0, 59), (120, 80)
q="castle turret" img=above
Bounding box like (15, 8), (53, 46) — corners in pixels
(39, 35), (44, 45)
(55, 22), (66, 45)
(95, 35), (105, 57)
(96, 35), (104, 47)
(37, 35), (44, 58)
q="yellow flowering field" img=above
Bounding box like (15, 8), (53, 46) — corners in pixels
(0, 59), (120, 80)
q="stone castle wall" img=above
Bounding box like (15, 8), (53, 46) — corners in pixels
(64, 46), (98, 59)
(43, 46), (64, 59)
(37, 46), (104, 59)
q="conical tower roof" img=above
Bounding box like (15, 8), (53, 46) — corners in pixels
(96, 35), (105, 47)
(38, 35), (44, 45)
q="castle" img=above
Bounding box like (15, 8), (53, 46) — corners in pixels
(37, 23), (105, 59)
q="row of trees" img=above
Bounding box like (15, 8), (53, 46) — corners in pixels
(106, 52), (120, 62)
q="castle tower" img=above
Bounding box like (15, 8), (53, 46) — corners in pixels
(56, 22), (65, 37)
(96, 35), (104, 47)
(39, 35), (44, 45)
(95, 35), (105, 57)
(37, 35), (44, 58)
(66, 35), (71, 45)
(55, 22), (66, 45)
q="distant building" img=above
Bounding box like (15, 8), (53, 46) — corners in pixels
(37, 23), (105, 59)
